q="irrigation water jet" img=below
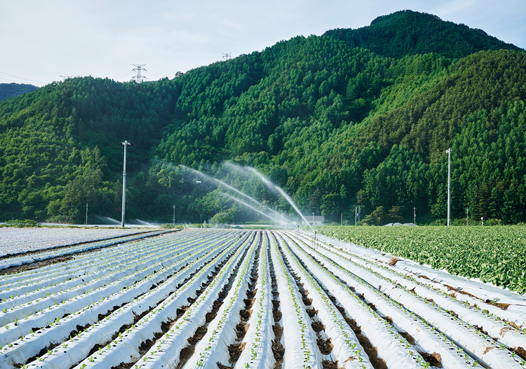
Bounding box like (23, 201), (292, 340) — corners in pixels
(134, 219), (156, 226)
(221, 193), (280, 224)
(96, 216), (120, 225)
(223, 162), (295, 224)
(244, 166), (314, 231)
(181, 163), (299, 226)
(180, 165), (262, 205)
(264, 206), (294, 224)
(181, 165), (293, 225)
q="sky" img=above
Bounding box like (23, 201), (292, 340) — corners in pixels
(0, 0), (525, 87)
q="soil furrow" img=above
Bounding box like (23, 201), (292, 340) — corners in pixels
(173, 241), (252, 369)
(225, 232), (263, 367)
(268, 236), (284, 369)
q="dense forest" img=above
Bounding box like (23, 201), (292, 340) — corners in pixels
(1, 10), (525, 225)
(0, 83), (38, 102)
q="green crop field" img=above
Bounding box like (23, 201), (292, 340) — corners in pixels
(317, 226), (526, 294)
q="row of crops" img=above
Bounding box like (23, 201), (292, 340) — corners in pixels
(0, 228), (149, 257)
(0, 229), (525, 368)
(0, 229), (167, 271)
(317, 226), (526, 294)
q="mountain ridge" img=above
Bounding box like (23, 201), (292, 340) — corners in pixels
(0, 10), (525, 225)
(324, 10), (521, 59)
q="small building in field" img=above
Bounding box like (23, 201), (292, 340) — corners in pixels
(302, 216), (324, 226)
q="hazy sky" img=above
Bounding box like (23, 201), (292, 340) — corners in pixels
(1, 0), (524, 87)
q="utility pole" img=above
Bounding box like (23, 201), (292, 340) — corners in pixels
(85, 203), (88, 227)
(413, 207), (416, 225)
(466, 207), (469, 226)
(131, 64), (147, 83)
(341, 213), (343, 226)
(173, 204), (176, 227)
(446, 148), (451, 226)
(121, 140), (131, 228)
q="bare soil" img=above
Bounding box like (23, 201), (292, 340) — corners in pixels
(322, 360), (338, 369)
(227, 342), (246, 363)
(340, 312), (387, 369)
(0, 255), (74, 276)
(272, 340), (285, 361)
(311, 321), (325, 332)
(515, 346), (526, 360)
(317, 338), (334, 355)
(399, 331), (415, 345)
(419, 351), (443, 368)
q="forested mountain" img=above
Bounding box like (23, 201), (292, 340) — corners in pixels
(0, 83), (38, 101)
(1, 10), (525, 224)
(324, 10), (520, 59)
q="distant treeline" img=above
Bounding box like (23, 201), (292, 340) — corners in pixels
(0, 83), (38, 102)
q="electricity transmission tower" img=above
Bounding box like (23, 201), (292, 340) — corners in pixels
(59, 75), (80, 80)
(222, 53), (231, 61)
(131, 64), (147, 83)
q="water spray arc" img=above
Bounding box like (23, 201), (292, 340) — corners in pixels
(96, 216), (120, 225)
(180, 163), (309, 228)
(245, 166), (314, 231)
(220, 193), (278, 223)
(135, 219), (155, 226)
(181, 165), (293, 224)
(264, 206), (293, 224)
(222, 162), (296, 224)
(180, 165), (261, 205)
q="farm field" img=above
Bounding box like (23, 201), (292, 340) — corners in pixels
(0, 229), (524, 369)
(317, 226), (526, 294)
(0, 229), (167, 273)
(0, 228), (150, 257)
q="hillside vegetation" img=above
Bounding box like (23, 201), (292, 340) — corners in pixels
(0, 83), (38, 101)
(0, 10), (525, 224)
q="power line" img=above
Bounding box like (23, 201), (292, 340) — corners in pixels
(0, 71), (45, 84)
(117, 71), (134, 81)
(131, 64), (147, 83)
(0, 76), (17, 82)
(145, 70), (161, 80)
